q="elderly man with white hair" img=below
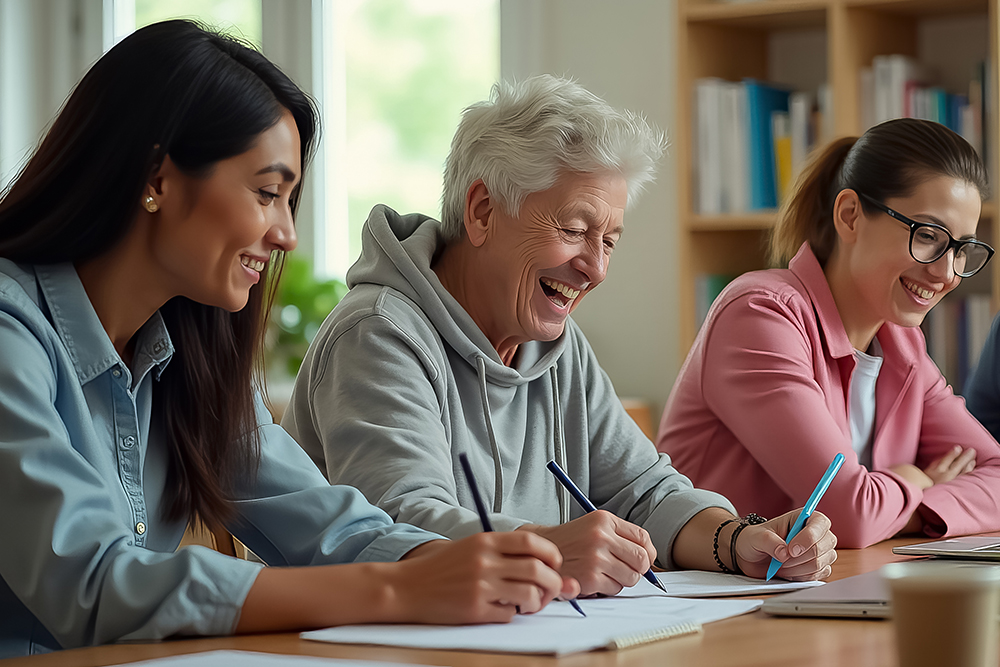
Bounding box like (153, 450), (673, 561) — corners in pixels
(282, 75), (837, 595)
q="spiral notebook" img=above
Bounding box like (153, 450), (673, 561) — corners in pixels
(301, 596), (761, 656)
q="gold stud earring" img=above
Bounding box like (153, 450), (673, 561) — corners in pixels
(143, 195), (159, 213)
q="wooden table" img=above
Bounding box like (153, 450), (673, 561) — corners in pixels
(3, 534), (965, 667)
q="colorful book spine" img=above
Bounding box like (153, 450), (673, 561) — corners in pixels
(745, 79), (790, 211)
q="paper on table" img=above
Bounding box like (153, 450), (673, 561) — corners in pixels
(111, 651), (426, 667)
(301, 596), (761, 656)
(617, 570), (825, 598)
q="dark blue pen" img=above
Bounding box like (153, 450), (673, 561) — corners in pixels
(458, 453), (585, 617)
(546, 460), (668, 594)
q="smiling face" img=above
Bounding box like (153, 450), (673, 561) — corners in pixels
(149, 110), (301, 312)
(835, 174), (982, 337)
(472, 171), (627, 351)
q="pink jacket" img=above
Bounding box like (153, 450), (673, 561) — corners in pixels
(658, 243), (1000, 547)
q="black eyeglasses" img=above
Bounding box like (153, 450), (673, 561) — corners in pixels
(858, 192), (994, 278)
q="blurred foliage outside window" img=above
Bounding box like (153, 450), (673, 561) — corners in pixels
(340, 0), (499, 262)
(135, 0), (261, 48)
(270, 256), (348, 378)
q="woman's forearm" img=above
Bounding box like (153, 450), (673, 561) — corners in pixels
(236, 562), (397, 633)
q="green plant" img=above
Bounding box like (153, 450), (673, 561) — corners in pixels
(268, 255), (348, 378)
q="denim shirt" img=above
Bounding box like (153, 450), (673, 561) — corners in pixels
(0, 260), (439, 658)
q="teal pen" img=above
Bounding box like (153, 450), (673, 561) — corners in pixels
(458, 453), (585, 617)
(766, 453), (845, 581)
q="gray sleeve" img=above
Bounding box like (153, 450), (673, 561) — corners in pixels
(0, 310), (262, 649)
(572, 325), (737, 569)
(287, 313), (529, 538)
(230, 394), (442, 566)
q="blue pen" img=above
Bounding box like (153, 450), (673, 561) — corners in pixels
(458, 453), (585, 617)
(546, 460), (669, 594)
(766, 452), (845, 581)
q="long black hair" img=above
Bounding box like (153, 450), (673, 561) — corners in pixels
(771, 118), (988, 266)
(0, 20), (318, 532)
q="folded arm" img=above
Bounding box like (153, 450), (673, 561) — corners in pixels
(701, 293), (922, 547)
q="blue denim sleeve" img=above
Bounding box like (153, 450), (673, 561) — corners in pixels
(0, 309), (263, 651)
(228, 394), (443, 567)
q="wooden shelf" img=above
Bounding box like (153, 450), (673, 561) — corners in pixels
(688, 212), (778, 231)
(676, 0), (1000, 354)
(842, 0), (987, 17)
(683, 0), (828, 28)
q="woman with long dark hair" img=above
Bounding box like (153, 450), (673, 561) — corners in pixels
(0, 20), (575, 658)
(658, 118), (1000, 548)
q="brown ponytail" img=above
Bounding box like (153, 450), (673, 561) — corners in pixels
(769, 118), (988, 268)
(770, 137), (855, 266)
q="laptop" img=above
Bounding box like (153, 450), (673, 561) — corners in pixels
(761, 570), (890, 618)
(892, 536), (1000, 560)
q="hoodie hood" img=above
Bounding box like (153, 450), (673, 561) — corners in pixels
(347, 204), (567, 386)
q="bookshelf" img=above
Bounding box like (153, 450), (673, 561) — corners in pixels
(676, 0), (1000, 386)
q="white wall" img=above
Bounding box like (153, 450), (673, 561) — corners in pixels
(501, 0), (680, 421)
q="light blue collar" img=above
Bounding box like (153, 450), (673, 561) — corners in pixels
(34, 263), (173, 386)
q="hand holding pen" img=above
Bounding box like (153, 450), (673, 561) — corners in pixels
(718, 454), (841, 582)
(525, 460), (663, 597)
(458, 453), (585, 617)
(765, 453), (844, 580)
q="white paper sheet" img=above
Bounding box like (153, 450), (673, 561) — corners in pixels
(301, 596), (761, 656)
(112, 651), (425, 667)
(616, 570), (826, 598)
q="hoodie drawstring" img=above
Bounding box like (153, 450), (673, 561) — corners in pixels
(476, 355), (505, 512)
(475, 356), (569, 523)
(550, 366), (570, 524)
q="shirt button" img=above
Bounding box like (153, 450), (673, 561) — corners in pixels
(112, 369), (122, 378)
(123, 436), (136, 448)
(136, 522), (146, 535)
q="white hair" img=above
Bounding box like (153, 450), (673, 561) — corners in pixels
(439, 74), (667, 242)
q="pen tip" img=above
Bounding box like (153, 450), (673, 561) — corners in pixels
(569, 599), (586, 617)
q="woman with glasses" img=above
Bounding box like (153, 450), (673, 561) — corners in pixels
(657, 118), (1000, 548)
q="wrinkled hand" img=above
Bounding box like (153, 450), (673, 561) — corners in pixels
(519, 511), (657, 596)
(923, 446), (976, 485)
(733, 510), (837, 581)
(393, 532), (579, 624)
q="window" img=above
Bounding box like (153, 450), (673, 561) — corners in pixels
(134, 0), (261, 48)
(325, 0), (498, 276)
(1, 0), (498, 281)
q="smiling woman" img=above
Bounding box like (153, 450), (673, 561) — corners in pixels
(0, 20), (579, 659)
(658, 118), (1000, 550)
(284, 75), (838, 601)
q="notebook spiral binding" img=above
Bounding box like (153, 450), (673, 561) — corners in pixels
(605, 621), (703, 650)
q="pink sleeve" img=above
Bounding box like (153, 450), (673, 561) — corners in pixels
(701, 291), (923, 547)
(914, 355), (1000, 537)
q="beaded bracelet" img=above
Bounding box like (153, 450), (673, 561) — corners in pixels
(712, 518), (739, 574)
(713, 514), (767, 575)
(730, 513), (767, 576)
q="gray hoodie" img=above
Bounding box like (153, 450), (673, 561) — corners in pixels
(282, 205), (735, 568)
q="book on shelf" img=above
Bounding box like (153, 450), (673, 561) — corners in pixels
(746, 79), (790, 210)
(696, 273), (737, 328)
(694, 78), (818, 215)
(771, 111), (792, 204)
(859, 55), (987, 160)
(789, 91), (812, 177)
(873, 54), (926, 124)
(923, 293), (993, 394)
